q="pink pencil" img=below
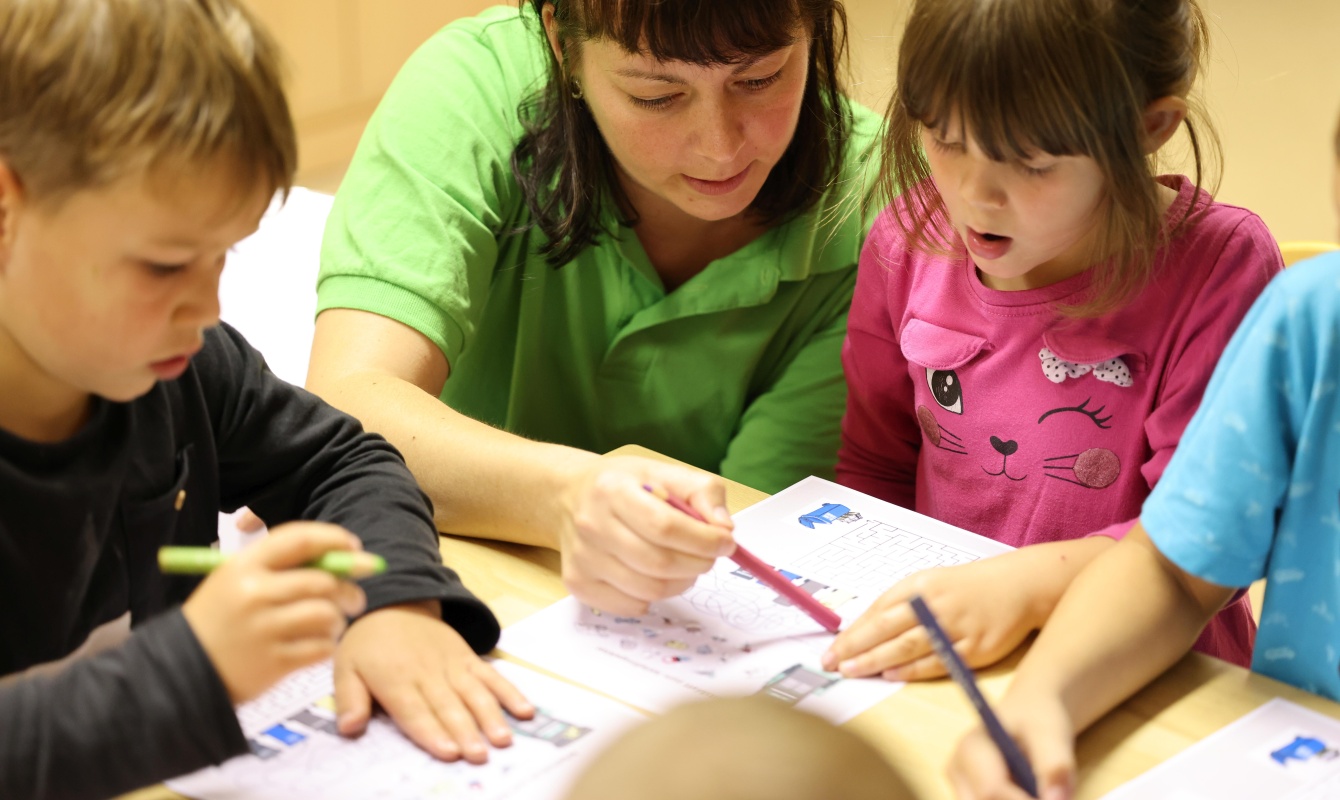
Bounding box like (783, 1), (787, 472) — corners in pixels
(644, 485), (842, 633)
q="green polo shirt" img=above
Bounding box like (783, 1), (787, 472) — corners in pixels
(318, 5), (880, 493)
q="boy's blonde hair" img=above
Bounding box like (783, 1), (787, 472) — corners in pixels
(0, 0), (296, 206)
(881, 0), (1219, 316)
(565, 697), (917, 800)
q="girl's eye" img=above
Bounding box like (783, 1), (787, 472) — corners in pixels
(629, 94), (676, 111)
(741, 70), (782, 92)
(1019, 162), (1055, 177)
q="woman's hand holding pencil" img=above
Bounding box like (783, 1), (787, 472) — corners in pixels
(179, 522), (370, 703)
(555, 455), (736, 615)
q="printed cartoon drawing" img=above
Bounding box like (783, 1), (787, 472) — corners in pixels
(917, 345), (1126, 488)
(799, 503), (854, 528)
(756, 664), (839, 705)
(1270, 735), (1338, 766)
(510, 710), (592, 748)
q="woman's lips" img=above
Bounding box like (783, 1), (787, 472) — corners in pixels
(966, 227), (1013, 260)
(683, 164), (752, 196)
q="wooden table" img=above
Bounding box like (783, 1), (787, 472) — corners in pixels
(125, 445), (1340, 799)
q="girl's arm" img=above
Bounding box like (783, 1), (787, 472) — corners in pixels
(824, 536), (1115, 679)
(949, 524), (1235, 798)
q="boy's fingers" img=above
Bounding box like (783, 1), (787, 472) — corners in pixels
(333, 659), (373, 736)
(242, 522), (359, 570)
(452, 672), (514, 748)
(477, 665), (535, 721)
(422, 680), (490, 764)
(380, 682), (464, 762)
(263, 598), (349, 643)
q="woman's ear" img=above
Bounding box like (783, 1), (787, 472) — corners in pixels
(1141, 96), (1189, 155)
(541, 3), (564, 67)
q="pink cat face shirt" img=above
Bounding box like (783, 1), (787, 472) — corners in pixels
(837, 177), (1279, 668)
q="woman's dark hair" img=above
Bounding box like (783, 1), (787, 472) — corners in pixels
(881, 0), (1219, 316)
(513, 0), (852, 267)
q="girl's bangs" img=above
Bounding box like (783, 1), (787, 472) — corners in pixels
(899, 0), (1112, 163)
(573, 0), (804, 64)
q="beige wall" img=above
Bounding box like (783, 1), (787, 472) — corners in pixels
(254, 0), (1340, 243)
(843, 0), (1340, 244)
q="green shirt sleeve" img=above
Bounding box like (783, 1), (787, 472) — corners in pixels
(317, 7), (544, 367)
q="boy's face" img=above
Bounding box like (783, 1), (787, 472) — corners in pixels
(0, 162), (268, 404)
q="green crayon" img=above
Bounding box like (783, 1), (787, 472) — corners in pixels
(157, 546), (387, 578)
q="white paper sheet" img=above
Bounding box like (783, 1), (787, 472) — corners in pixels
(1103, 698), (1340, 799)
(499, 477), (1013, 722)
(166, 659), (647, 800)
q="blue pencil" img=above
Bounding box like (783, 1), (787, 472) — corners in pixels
(909, 595), (1039, 798)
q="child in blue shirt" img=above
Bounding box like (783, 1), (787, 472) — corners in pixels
(950, 251), (1340, 798)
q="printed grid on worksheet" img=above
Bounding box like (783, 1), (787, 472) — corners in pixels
(787, 519), (982, 595)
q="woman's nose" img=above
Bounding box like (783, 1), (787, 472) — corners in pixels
(694, 99), (746, 166)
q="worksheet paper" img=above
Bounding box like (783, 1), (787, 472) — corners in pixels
(499, 476), (1013, 722)
(167, 659), (647, 800)
(1102, 698), (1340, 799)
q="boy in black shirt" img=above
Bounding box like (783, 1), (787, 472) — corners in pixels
(0, 1), (531, 797)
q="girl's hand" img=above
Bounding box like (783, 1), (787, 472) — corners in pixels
(821, 550), (1052, 680)
(182, 522), (368, 702)
(556, 455), (736, 615)
(333, 601), (535, 764)
(949, 694), (1077, 800)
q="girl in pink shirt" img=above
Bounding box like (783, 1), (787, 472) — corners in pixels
(822, 0), (1279, 679)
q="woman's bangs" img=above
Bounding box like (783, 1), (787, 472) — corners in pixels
(577, 0), (803, 64)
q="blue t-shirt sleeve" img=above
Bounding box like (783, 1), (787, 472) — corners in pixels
(1143, 262), (1332, 588)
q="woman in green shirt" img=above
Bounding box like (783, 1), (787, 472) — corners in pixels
(309, 0), (879, 614)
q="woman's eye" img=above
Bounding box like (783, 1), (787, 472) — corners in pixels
(630, 94), (676, 110)
(926, 368), (963, 414)
(741, 71), (782, 91)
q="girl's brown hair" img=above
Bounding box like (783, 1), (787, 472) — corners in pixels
(514, 0), (853, 267)
(881, 0), (1218, 315)
(0, 0), (296, 208)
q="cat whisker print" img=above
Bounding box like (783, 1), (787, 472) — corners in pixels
(917, 405), (966, 455)
(1043, 449), (1121, 488)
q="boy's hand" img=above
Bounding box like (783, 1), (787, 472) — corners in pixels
(822, 551), (1047, 680)
(334, 601), (535, 763)
(556, 455), (736, 615)
(949, 695), (1076, 800)
(182, 522), (368, 703)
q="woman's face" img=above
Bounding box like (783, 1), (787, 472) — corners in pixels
(565, 30), (810, 224)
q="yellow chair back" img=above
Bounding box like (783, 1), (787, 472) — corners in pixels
(1279, 240), (1340, 267)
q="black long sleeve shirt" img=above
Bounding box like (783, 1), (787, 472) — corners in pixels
(0, 323), (500, 799)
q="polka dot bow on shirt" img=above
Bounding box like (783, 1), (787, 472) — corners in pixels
(1039, 347), (1133, 387)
